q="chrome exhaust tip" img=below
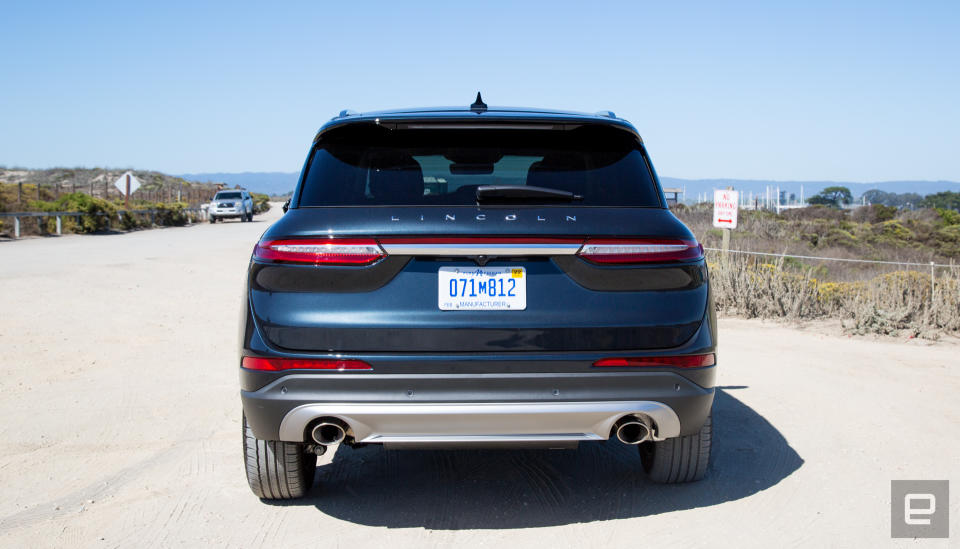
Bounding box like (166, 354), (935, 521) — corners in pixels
(310, 418), (347, 446)
(614, 416), (651, 445)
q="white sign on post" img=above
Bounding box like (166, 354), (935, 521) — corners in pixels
(113, 172), (141, 195)
(713, 189), (739, 229)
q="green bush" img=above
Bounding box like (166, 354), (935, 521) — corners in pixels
(931, 225), (960, 256)
(820, 228), (858, 248)
(935, 224), (960, 242)
(17, 194), (197, 234)
(152, 202), (189, 226)
(936, 208), (960, 226)
(118, 201), (190, 228)
(29, 192), (116, 233)
(119, 211), (145, 231)
(866, 220), (913, 247)
(252, 193), (271, 214)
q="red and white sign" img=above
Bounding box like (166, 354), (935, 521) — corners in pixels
(712, 189), (739, 229)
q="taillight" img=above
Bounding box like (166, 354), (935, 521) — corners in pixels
(241, 357), (373, 371)
(254, 238), (385, 265)
(593, 354), (715, 368)
(577, 239), (703, 264)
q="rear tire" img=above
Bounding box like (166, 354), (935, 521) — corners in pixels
(247, 211), (254, 222)
(243, 414), (316, 499)
(209, 216), (216, 224)
(640, 412), (712, 483)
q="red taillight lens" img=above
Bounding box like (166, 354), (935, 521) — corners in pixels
(577, 239), (703, 264)
(241, 357), (373, 371)
(593, 354), (715, 368)
(254, 239), (385, 265)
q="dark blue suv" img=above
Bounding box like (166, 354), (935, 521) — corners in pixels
(240, 96), (716, 499)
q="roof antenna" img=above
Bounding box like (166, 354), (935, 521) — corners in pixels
(470, 92), (487, 113)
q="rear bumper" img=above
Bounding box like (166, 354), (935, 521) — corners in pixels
(212, 209), (244, 217)
(278, 401), (681, 446)
(240, 370), (715, 445)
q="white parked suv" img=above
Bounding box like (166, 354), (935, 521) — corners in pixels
(209, 190), (254, 223)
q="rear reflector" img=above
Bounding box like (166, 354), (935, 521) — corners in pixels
(578, 239), (702, 264)
(254, 239), (385, 265)
(593, 354), (715, 368)
(241, 357), (373, 371)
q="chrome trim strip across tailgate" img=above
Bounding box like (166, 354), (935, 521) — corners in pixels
(380, 243), (582, 256)
(278, 401), (681, 444)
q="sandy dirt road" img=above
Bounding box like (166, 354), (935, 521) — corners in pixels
(0, 205), (957, 548)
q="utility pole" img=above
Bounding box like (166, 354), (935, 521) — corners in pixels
(125, 173), (131, 209)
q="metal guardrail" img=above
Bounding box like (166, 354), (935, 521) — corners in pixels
(0, 208), (207, 239)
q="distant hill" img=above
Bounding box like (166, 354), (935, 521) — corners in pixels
(660, 177), (960, 203)
(179, 172), (298, 196)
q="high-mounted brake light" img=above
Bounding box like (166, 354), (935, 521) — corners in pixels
(254, 239), (385, 265)
(577, 239), (703, 264)
(593, 354), (715, 368)
(241, 357), (373, 371)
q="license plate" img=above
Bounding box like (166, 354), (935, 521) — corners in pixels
(438, 266), (526, 310)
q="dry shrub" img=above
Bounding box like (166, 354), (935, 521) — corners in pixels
(850, 204), (897, 223)
(674, 205), (960, 267)
(708, 251), (960, 338)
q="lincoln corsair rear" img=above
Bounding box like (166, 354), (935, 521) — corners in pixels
(240, 97), (717, 499)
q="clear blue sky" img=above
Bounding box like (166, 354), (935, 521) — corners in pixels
(1, 1), (957, 181)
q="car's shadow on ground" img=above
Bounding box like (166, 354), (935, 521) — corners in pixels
(266, 387), (802, 529)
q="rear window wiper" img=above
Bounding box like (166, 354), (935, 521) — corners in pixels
(476, 185), (583, 203)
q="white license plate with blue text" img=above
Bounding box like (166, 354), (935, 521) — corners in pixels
(438, 267), (526, 310)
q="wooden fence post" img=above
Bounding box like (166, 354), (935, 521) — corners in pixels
(930, 261), (936, 299)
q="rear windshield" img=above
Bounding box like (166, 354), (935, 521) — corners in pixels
(215, 192), (242, 199)
(298, 126), (662, 207)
